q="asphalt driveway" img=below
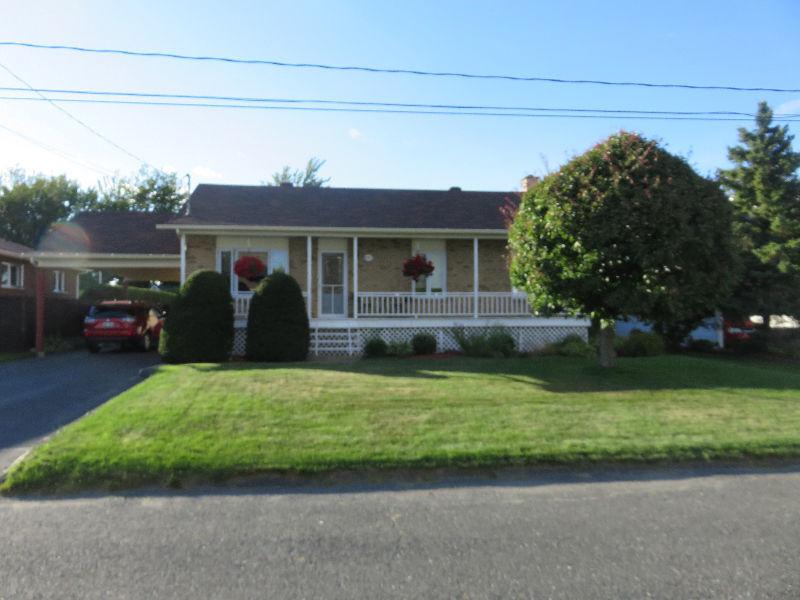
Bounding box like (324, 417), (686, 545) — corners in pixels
(0, 350), (160, 473)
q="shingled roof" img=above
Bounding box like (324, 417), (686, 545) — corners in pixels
(38, 212), (180, 255)
(167, 184), (518, 231)
(0, 237), (34, 257)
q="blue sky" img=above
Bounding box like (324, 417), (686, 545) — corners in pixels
(0, 0), (798, 192)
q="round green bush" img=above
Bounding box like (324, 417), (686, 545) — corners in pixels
(245, 271), (309, 362)
(411, 333), (437, 355)
(159, 270), (233, 363)
(364, 337), (388, 358)
(539, 334), (596, 358)
(615, 329), (665, 357)
(486, 329), (517, 357)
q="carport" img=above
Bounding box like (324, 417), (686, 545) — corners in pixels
(32, 212), (180, 355)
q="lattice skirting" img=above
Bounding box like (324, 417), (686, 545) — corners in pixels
(232, 323), (588, 357)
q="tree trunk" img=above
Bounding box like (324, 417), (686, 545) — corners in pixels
(761, 313), (771, 330)
(598, 319), (616, 368)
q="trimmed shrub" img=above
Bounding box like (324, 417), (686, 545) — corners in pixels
(538, 334), (595, 358)
(245, 271), (309, 362)
(82, 284), (177, 311)
(387, 341), (413, 357)
(159, 270), (233, 363)
(615, 329), (665, 357)
(364, 337), (388, 358)
(686, 338), (718, 353)
(453, 327), (517, 357)
(731, 329), (800, 359)
(411, 333), (437, 355)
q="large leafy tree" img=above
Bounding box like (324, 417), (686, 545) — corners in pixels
(509, 132), (738, 366)
(97, 166), (187, 213)
(0, 169), (97, 246)
(718, 101), (800, 325)
(268, 157), (330, 187)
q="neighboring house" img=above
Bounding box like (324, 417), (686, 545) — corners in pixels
(36, 212), (181, 284)
(0, 237), (82, 352)
(34, 182), (589, 356)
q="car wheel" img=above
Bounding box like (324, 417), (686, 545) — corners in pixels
(87, 342), (100, 354)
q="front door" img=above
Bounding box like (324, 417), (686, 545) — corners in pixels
(320, 252), (346, 317)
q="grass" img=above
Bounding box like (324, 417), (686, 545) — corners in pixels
(0, 352), (33, 363)
(3, 354), (800, 493)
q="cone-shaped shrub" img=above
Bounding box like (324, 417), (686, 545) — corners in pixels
(159, 270), (233, 363)
(246, 271), (309, 362)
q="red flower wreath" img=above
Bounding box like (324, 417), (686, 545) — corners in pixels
(402, 254), (435, 282)
(234, 255), (266, 280)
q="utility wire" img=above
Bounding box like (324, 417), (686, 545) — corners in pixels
(0, 60), (150, 167)
(0, 121), (115, 175)
(0, 85), (796, 118)
(0, 41), (798, 94)
(2, 94), (798, 122)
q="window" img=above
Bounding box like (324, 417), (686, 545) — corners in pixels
(411, 240), (446, 294)
(218, 248), (289, 294)
(52, 270), (66, 293)
(0, 262), (24, 289)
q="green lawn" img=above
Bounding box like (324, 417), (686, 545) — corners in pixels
(0, 352), (33, 363)
(4, 354), (800, 493)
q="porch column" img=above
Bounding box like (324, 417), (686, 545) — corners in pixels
(35, 267), (45, 357)
(353, 236), (359, 319)
(473, 237), (479, 319)
(306, 235), (312, 321)
(179, 233), (187, 284)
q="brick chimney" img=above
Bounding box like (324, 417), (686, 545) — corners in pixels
(521, 175), (539, 192)
(519, 175), (539, 192)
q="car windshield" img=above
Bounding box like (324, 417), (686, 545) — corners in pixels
(89, 306), (136, 319)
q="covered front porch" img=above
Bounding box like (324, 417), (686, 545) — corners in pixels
(215, 234), (532, 324)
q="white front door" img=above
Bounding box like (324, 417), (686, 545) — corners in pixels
(320, 251), (347, 317)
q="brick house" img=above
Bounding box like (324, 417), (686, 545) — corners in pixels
(33, 183), (589, 356)
(0, 237), (82, 352)
(161, 183), (588, 355)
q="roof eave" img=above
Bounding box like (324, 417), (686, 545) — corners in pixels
(157, 223), (508, 238)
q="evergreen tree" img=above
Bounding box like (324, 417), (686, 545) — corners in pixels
(718, 102), (800, 325)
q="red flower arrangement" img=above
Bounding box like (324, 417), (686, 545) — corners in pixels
(234, 255), (267, 281)
(402, 254), (435, 282)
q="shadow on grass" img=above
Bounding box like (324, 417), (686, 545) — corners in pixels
(179, 353), (800, 394)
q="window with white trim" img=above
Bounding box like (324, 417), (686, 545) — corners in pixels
(0, 262), (24, 289)
(52, 270), (66, 293)
(219, 248), (290, 294)
(411, 239), (446, 294)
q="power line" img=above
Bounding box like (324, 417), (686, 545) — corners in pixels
(0, 41), (798, 94)
(1, 94), (799, 122)
(0, 85), (796, 118)
(0, 121), (115, 176)
(0, 60), (150, 167)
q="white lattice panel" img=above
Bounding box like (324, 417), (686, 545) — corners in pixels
(233, 328), (247, 356)
(232, 323), (587, 357)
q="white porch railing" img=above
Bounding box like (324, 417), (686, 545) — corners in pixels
(234, 291), (531, 319)
(357, 292), (531, 318)
(234, 292), (308, 318)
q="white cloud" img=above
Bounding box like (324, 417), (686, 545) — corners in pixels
(776, 98), (800, 115)
(191, 165), (224, 180)
(348, 128), (363, 140)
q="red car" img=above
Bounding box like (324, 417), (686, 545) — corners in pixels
(723, 319), (757, 345)
(83, 300), (164, 353)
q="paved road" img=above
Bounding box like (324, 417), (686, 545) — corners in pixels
(2, 465), (799, 599)
(0, 350), (160, 473)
